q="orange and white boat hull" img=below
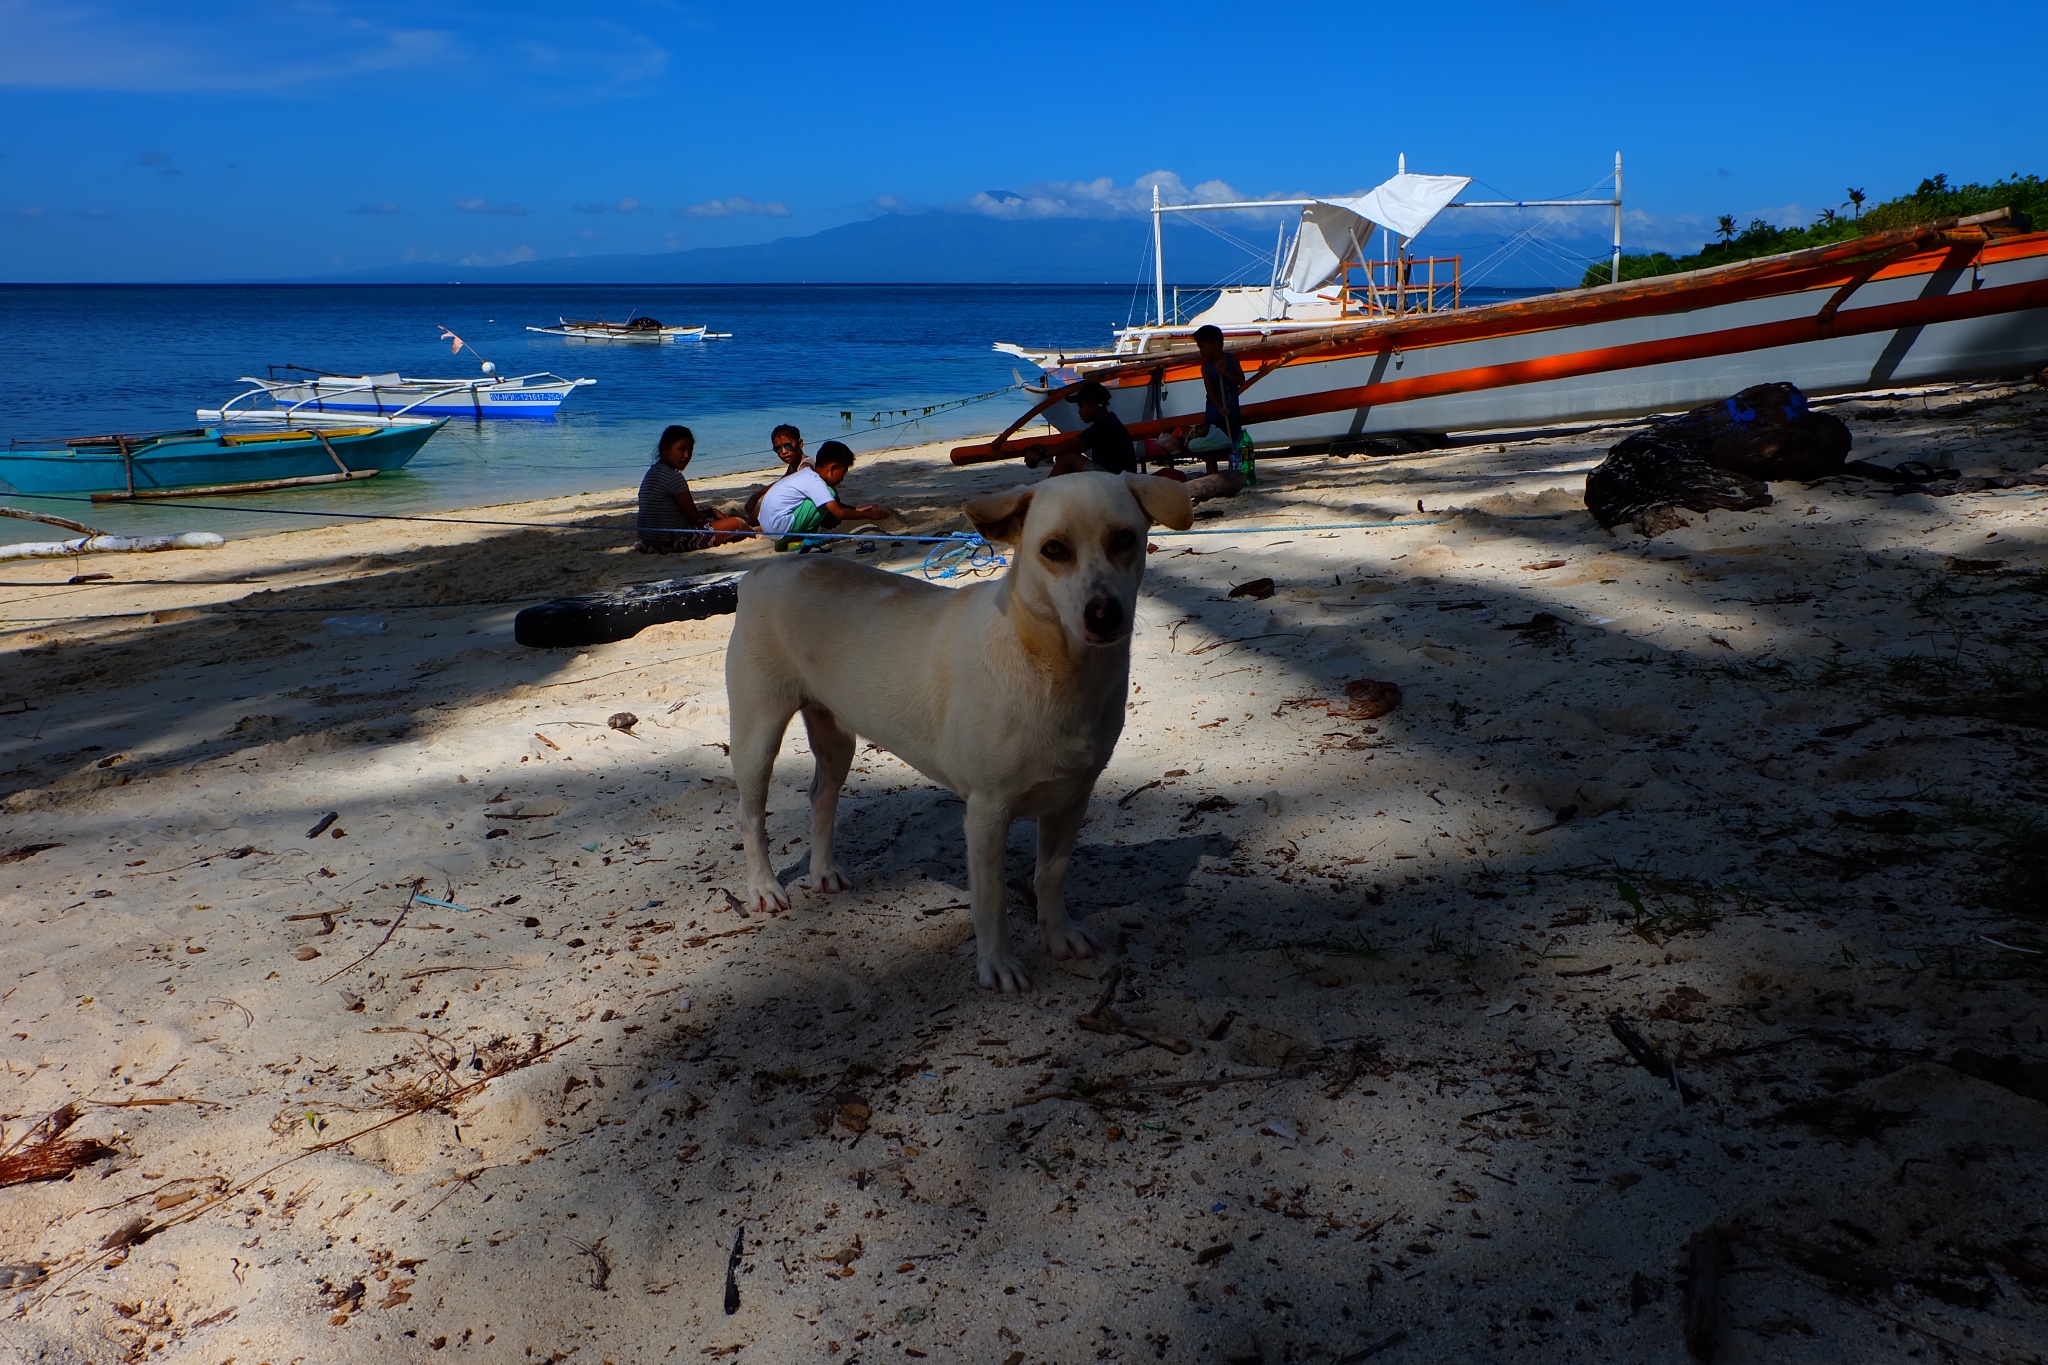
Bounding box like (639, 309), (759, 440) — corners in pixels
(966, 221), (2048, 463)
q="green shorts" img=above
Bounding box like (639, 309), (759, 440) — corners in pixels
(773, 498), (841, 551)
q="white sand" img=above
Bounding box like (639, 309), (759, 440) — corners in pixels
(3, 382), (2046, 1363)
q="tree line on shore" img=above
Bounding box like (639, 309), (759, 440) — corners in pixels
(1579, 173), (2048, 287)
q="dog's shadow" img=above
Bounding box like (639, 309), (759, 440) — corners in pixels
(777, 785), (1233, 901)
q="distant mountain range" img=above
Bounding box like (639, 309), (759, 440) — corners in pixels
(307, 212), (1295, 286)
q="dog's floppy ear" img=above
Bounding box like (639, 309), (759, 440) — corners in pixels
(963, 485), (1035, 543)
(1121, 473), (1195, 531)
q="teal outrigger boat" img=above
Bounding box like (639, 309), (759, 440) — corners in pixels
(0, 420), (445, 501)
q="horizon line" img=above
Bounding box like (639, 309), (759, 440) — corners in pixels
(0, 279), (1561, 290)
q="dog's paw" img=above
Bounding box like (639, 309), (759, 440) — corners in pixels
(1041, 920), (1101, 961)
(805, 868), (851, 894)
(977, 951), (1032, 994)
(747, 878), (791, 913)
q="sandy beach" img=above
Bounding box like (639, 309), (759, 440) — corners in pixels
(3, 381), (2046, 1363)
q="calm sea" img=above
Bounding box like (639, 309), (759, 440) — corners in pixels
(0, 284), (1142, 546)
(0, 283), (1537, 546)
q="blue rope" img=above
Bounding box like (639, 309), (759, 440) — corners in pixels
(920, 531), (1008, 580)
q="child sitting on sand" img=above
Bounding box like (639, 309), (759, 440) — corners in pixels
(741, 423), (809, 525)
(636, 425), (749, 554)
(755, 440), (892, 549)
(1039, 381), (1138, 478)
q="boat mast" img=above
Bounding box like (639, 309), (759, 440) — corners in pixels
(1612, 151), (1624, 283)
(1270, 220), (1285, 305)
(1396, 154), (1408, 317)
(1152, 184), (1168, 328)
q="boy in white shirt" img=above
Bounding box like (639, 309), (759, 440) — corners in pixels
(755, 440), (893, 550)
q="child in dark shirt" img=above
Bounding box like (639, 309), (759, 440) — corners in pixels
(1044, 382), (1138, 477)
(635, 425), (748, 553)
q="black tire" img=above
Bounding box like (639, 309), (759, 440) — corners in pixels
(514, 572), (743, 649)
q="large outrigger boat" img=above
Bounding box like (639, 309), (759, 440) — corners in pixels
(961, 160), (2048, 464)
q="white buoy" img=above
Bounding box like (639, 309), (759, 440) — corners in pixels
(0, 532), (224, 562)
(481, 360), (497, 375)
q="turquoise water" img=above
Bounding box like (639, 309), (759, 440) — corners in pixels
(0, 284), (1137, 545)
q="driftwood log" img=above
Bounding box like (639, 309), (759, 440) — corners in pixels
(1585, 432), (1772, 535)
(1179, 468), (1246, 504)
(1663, 382), (1852, 480)
(1585, 383), (1849, 535)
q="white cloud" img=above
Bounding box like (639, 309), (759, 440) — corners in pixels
(953, 171), (1279, 220)
(678, 196), (789, 219)
(575, 197), (653, 215)
(453, 198), (529, 217)
(0, 1), (456, 93)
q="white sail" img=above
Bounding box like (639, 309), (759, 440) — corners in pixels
(1279, 172), (1472, 294)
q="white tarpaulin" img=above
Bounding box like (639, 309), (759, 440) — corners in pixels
(1327, 172), (1472, 240)
(1279, 172), (1473, 294)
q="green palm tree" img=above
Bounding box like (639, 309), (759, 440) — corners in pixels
(1716, 214), (1736, 244)
(1846, 187), (1866, 218)
(1815, 207), (1838, 227)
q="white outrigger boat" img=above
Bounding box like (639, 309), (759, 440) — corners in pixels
(963, 157), (2048, 464)
(201, 363), (595, 424)
(527, 314), (731, 342)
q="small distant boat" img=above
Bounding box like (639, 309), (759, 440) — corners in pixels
(527, 314), (731, 342)
(202, 365), (593, 423)
(0, 421), (445, 501)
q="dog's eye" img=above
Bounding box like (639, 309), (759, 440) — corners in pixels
(1040, 539), (1071, 562)
(1107, 528), (1138, 554)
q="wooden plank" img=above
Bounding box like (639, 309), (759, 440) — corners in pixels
(90, 470), (381, 502)
(218, 427), (380, 446)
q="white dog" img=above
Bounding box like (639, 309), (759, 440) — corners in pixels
(724, 471), (1194, 991)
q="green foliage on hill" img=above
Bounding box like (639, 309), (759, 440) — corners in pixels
(1580, 174), (2048, 288)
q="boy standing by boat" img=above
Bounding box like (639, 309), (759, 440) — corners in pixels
(756, 440), (892, 549)
(1188, 324), (1246, 478)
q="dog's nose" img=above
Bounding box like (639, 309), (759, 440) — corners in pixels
(1082, 595), (1127, 643)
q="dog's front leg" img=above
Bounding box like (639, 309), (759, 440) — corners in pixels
(964, 795), (1028, 992)
(1034, 795), (1101, 961)
(800, 703), (854, 893)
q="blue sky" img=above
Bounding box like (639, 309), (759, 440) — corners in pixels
(1, 0), (2040, 282)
